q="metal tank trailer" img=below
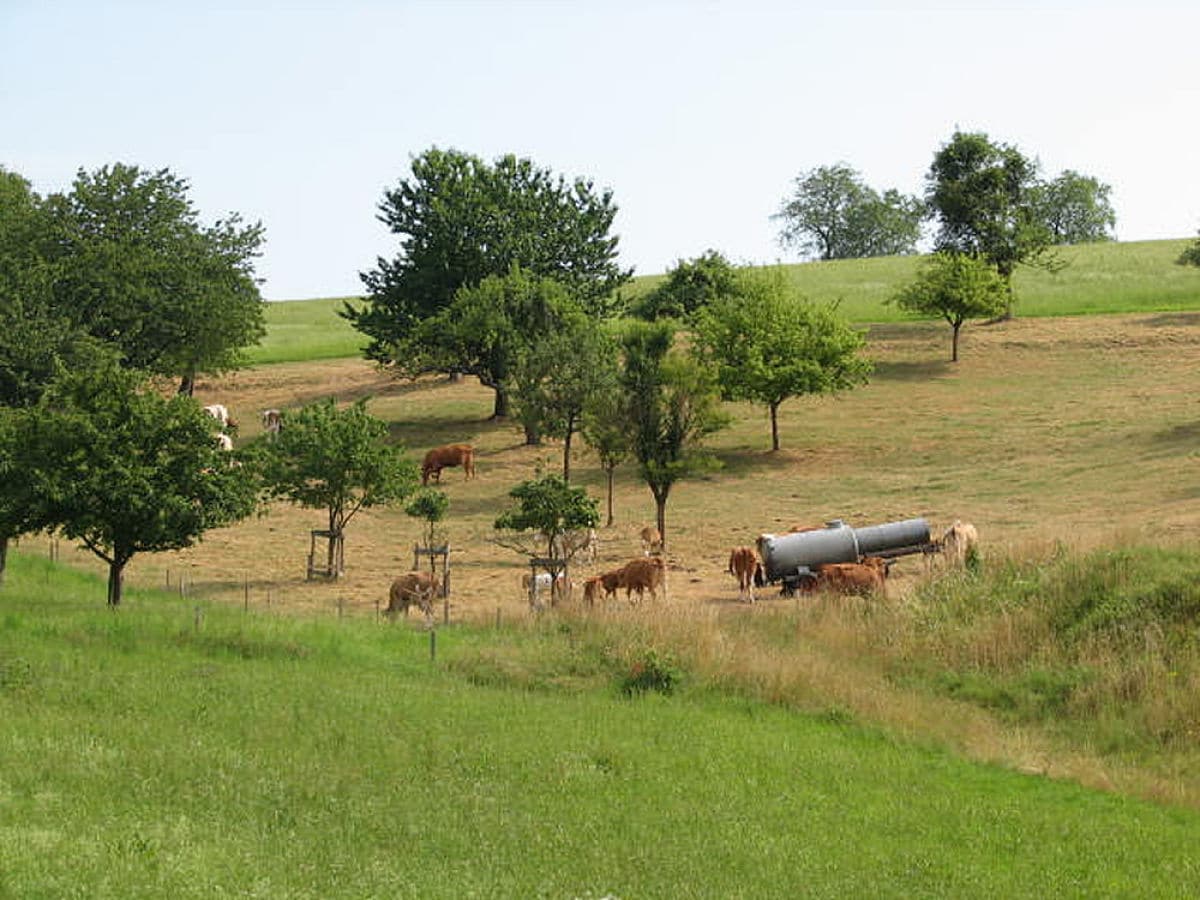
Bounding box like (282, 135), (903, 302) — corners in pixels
(757, 517), (934, 595)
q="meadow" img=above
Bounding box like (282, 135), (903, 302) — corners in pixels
(7, 237), (1200, 893)
(3, 554), (1200, 898)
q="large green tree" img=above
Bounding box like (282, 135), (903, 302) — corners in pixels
(925, 131), (1055, 314)
(620, 321), (730, 549)
(693, 268), (872, 451)
(11, 360), (259, 605)
(630, 250), (739, 321)
(43, 163), (266, 394)
(346, 147), (632, 362)
(1032, 170), (1116, 244)
(775, 164), (923, 261)
(406, 266), (587, 428)
(890, 252), (1008, 362)
(261, 398), (418, 577)
(509, 318), (619, 481)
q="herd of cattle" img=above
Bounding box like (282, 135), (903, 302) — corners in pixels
(198, 410), (980, 622)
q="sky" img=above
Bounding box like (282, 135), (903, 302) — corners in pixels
(3, 1), (1198, 300)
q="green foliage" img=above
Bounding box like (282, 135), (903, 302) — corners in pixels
(404, 487), (449, 548)
(890, 252), (1008, 360)
(692, 266), (871, 449)
(493, 473), (599, 560)
(346, 147), (631, 362)
(629, 249), (739, 321)
(1032, 169), (1117, 244)
(43, 163), (266, 393)
(619, 321), (730, 543)
(619, 648), (683, 696)
(8, 360), (258, 604)
(1178, 231), (1200, 267)
(926, 130), (1056, 303)
(261, 398), (417, 550)
(775, 163), (923, 261)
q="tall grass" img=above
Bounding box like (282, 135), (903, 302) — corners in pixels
(251, 239), (1200, 366)
(5, 552), (1200, 896)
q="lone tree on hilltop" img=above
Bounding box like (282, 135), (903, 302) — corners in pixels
(1031, 170), (1116, 245)
(692, 267), (872, 451)
(1178, 229), (1200, 268)
(345, 147), (631, 367)
(890, 252), (1008, 362)
(774, 164), (923, 261)
(10, 360), (259, 605)
(261, 398), (418, 578)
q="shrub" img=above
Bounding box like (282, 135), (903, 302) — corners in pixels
(620, 649), (682, 697)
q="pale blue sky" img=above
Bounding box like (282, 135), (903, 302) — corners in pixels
(3, 1), (1198, 300)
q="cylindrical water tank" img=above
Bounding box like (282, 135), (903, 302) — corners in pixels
(758, 517), (930, 582)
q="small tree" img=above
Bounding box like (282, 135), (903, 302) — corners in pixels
(692, 267), (872, 451)
(262, 398), (418, 577)
(580, 389), (630, 527)
(890, 252), (1008, 362)
(620, 321), (730, 549)
(11, 360), (259, 605)
(493, 474), (600, 605)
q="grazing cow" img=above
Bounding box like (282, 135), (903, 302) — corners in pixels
(639, 525), (663, 556)
(594, 569), (624, 603)
(812, 561), (886, 597)
(386, 571), (441, 618)
(727, 546), (762, 603)
(421, 443), (476, 485)
(521, 571), (571, 608)
(941, 520), (979, 566)
(261, 409), (283, 440)
(617, 556), (667, 604)
(215, 432), (234, 452)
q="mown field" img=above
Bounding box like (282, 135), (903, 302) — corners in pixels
(8, 238), (1200, 893)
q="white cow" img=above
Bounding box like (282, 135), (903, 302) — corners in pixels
(216, 433), (234, 452)
(203, 404), (231, 429)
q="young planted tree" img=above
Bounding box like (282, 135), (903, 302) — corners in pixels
(43, 163), (266, 395)
(890, 252), (1008, 362)
(774, 164), (923, 261)
(580, 389), (630, 527)
(692, 268), (872, 451)
(620, 321), (730, 549)
(509, 318), (619, 481)
(346, 147), (631, 363)
(10, 360), (259, 605)
(261, 398), (418, 577)
(493, 473), (600, 605)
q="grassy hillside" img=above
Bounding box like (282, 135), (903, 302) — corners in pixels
(4, 553), (1200, 897)
(250, 239), (1200, 366)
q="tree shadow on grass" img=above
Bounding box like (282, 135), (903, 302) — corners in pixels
(386, 414), (512, 452)
(1145, 420), (1200, 459)
(871, 359), (954, 384)
(1139, 312), (1200, 328)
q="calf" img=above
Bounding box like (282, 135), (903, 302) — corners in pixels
(386, 571), (441, 618)
(812, 561), (886, 597)
(639, 525), (662, 556)
(727, 546), (762, 603)
(521, 570), (570, 609)
(421, 443), (476, 485)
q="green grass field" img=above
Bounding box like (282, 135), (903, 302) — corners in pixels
(4, 553), (1200, 898)
(250, 239), (1200, 366)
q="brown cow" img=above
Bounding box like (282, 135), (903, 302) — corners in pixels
(727, 546), (762, 603)
(421, 443), (476, 485)
(593, 569), (624, 603)
(617, 556), (667, 604)
(812, 561), (886, 597)
(639, 525), (662, 556)
(386, 571), (441, 618)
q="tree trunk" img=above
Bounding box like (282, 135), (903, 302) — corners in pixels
(770, 402), (781, 452)
(178, 370), (196, 396)
(107, 560), (125, 607)
(491, 387), (510, 419)
(952, 321), (961, 362)
(655, 495), (668, 553)
(605, 465), (615, 527)
(0, 535), (7, 587)
(562, 430), (573, 483)
(523, 420), (540, 446)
